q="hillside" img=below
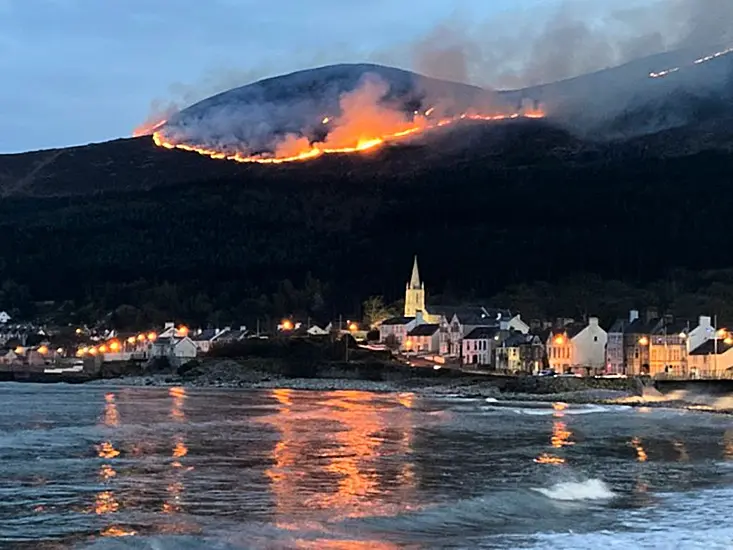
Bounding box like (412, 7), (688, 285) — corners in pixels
(2, 55), (733, 326)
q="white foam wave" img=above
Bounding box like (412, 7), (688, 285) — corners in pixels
(533, 479), (615, 501)
(506, 404), (621, 416)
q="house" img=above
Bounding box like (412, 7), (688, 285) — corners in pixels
(606, 310), (639, 374)
(404, 324), (441, 353)
(688, 338), (733, 379)
(495, 333), (545, 374)
(190, 328), (225, 354)
(0, 350), (19, 365)
(686, 315), (715, 354)
(0, 312), (10, 324)
(379, 317), (419, 347)
(462, 326), (501, 367)
(150, 336), (197, 365)
(546, 317), (607, 374)
(624, 315), (689, 377)
(213, 326), (248, 345)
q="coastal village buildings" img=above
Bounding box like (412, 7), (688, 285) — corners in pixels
(404, 324), (441, 353)
(0, 311), (10, 324)
(462, 327), (500, 366)
(150, 336), (197, 365)
(495, 333), (545, 373)
(688, 338), (733, 378)
(546, 318), (608, 374)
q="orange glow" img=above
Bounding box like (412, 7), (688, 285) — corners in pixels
(14, 346), (24, 355)
(88, 347), (98, 356)
(108, 341), (121, 352)
(37, 345), (49, 355)
(176, 326), (189, 337)
(127, 337), (136, 345)
(103, 393), (120, 427)
(101, 526), (137, 537)
(405, 339), (413, 350)
(151, 100), (546, 166)
(133, 118), (167, 137)
(281, 319), (294, 331)
(348, 322), (359, 332)
(94, 491), (119, 515)
(98, 441), (120, 459)
(137, 334), (146, 342)
(99, 464), (117, 480)
(147, 332), (158, 341)
(99, 345), (108, 354)
(173, 437), (188, 459)
(535, 454), (566, 465)
(638, 337), (649, 346)
(260, 389), (417, 528)
(553, 335), (565, 345)
(631, 437), (648, 462)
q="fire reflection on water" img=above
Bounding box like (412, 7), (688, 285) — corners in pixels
(262, 389), (417, 532)
(163, 387), (189, 516)
(535, 402), (573, 465)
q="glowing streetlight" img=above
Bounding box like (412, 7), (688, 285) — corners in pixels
(109, 341), (121, 352)
(99, 345), (108, 354)
(638, 337), (649, 346)
(147, 332), (157, 341)
(554, 335), (565, 345)
(281, 319), (294, 331)
(127, 337), (136, 345)
(348, 322), (359, 332)
(37, 346), (49, 355)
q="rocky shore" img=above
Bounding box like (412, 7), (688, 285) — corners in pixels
(86, 357), (647, 405)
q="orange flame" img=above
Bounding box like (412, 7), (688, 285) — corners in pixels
(149, 76), (545, 165)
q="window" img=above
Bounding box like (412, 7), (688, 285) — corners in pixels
(594, 336), (598, 342)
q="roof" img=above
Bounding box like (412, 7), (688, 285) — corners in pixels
(381, 317), (414, 326)
(407, 324), (440, 337)
(653, 320), (691, 335)
(464, 326), (501, 340)
(608, 318), (628, 334)
(550, 323), (586, 340)
(690, 339), (733, 355)
(502, 333), (538, 347)
(626, 318), (661, 335)
(193, 329), (219, 341)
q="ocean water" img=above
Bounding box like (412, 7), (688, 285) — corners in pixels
(1, 384), (732, 549)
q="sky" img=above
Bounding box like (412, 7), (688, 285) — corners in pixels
(0, 0), (571, 153)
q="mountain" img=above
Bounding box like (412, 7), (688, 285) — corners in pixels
(2, 51), (733, 325)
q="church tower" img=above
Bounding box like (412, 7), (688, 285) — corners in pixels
(404, 255), (426, 318)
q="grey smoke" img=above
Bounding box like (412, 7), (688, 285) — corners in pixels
(411, 0), (733, 89)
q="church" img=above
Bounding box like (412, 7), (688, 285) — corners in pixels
(378, 256), (530, 356)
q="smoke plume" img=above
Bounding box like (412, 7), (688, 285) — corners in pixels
(410, 0), (733, 89)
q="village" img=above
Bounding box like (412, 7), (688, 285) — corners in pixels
(0, 257), (732, 380)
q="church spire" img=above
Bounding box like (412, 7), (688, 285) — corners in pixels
(410, 255), (421, 289)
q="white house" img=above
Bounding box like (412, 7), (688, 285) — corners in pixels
(546, 317), (608, 373)
(404, 324), (441, 353)
(686, 315), (715, 354)
(191, 328), (228, 354)
(462, 326), (501, 367)
(150, 336), (197, 365)
(379, 317), (419, 346)
(688, 338), (733, 378)
(0, 312), (10, 324)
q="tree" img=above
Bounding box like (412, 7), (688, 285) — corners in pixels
(362, 296), (394, 329)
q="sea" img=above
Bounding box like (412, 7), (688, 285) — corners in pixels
(1, 383), (733, 549)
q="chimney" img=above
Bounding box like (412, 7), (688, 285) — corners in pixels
(589, 316), (599, 327)
(645, 308), (658, 324)
(164, 322), (174, 330)
(699, 315), (711, 328)
(240, 326), (246, 332)
(629, 310), (639, 323)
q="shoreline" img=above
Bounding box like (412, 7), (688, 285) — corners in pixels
(82, 370), (733, 413)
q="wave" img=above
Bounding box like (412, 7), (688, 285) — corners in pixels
(532, 479), (616, 501)
(483, 402), (626, 415)
(612, 389), (733, 412)
(339, 478), (618, 542)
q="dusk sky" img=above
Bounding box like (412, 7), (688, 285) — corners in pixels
(0, 0), (653, 153)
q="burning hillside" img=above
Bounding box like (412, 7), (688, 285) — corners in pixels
(135, 64), (544, 165)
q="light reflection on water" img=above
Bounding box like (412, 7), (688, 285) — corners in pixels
(1, 386), (733, 548)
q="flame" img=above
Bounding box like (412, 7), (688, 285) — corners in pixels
(149, 75), (545, 166)
(133, 118), (167, 138)
(650, 45), (733, 79)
